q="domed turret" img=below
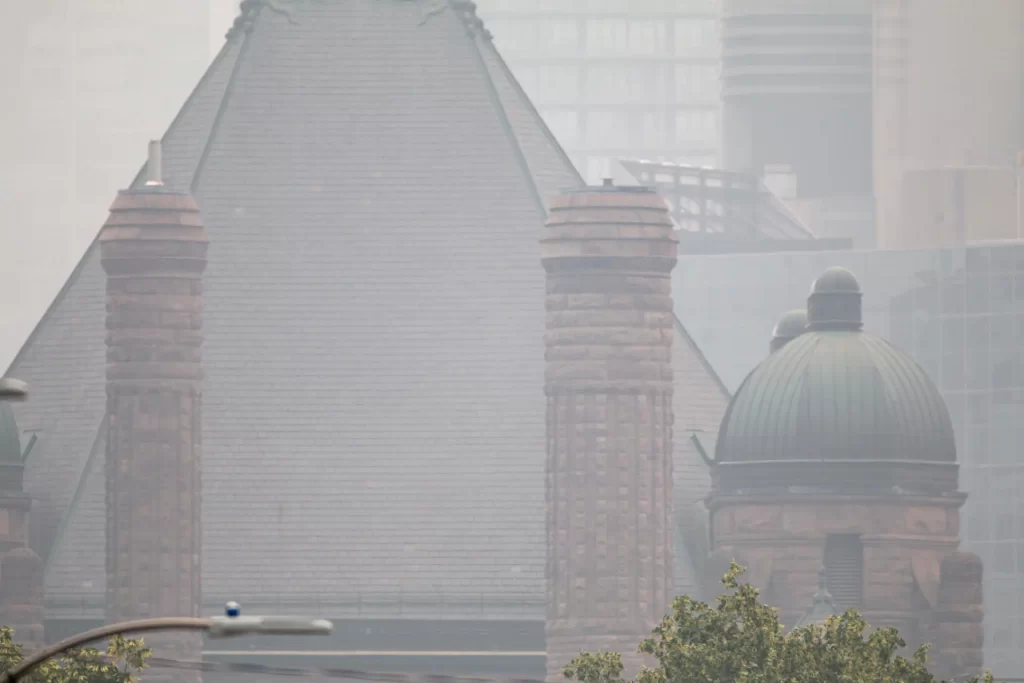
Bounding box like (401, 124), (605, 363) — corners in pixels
(807, 266), (863, 331)
(769, 309), (808, 353)
(706, 267), (981, 678)
(713, 267), (956, 495)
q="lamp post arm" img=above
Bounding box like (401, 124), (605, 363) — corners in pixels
(2, 617), (214, 683)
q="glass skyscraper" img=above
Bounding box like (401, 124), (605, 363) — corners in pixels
(475, 0), (723, 183)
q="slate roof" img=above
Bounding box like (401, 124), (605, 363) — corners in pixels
(9, 0), (729, 619)
(0, 403), (20, 463)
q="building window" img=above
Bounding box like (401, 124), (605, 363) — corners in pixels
(537, 20), (580, 54)
(585, 65), (668, 105)
(535, 65), (580, 104)
(487, 19), (539, 56)
(675, 110), (719, 146)
(824, 534), (863, 610)
(586, 19), (629, 54)
(674, 19), (720, 57)
(675, 64), (720, 103)
(627, 20), (667, 56)
(627, 111), (666, 150)
(586, 111), (629, 148)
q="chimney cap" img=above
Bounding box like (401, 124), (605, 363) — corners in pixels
(561, 183), (657, 196)
(807, 266), (863, 331)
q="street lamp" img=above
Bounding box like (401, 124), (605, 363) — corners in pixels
(2, 603), (333, 683)
(0, 379), (27, 402)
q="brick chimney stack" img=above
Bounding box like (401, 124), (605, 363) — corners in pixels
(540, 182), (678, 681)
(100, 142), (207, 680)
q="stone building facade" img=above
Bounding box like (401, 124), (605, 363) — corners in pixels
(100, 166), (207, 681)
(541, 183), (678, 680)
(704, 266), (984, 679)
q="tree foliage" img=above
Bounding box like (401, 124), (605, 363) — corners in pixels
(0, 627), (150, 683)
(564, 562), (994, 683)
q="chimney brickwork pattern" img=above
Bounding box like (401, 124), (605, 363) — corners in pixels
(100, 188), (208, 682)
(540, 184), (678, 681)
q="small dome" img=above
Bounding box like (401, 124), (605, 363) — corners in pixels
(0, 404), (20, 463)
(807, 266), (863, 331)
(713, 268), (957, 496)
(811, 266), (861, 294)
(770, 309), (808, 353)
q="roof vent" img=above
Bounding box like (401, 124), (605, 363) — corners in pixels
(807, 266), (862, 332)
(145, 140), (164, 187)
(602, 178), (614, 187)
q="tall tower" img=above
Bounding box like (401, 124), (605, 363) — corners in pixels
(100, 147), (207, 677)
(706, 267), (984, 680)
(540, 182), (678, 680)
(720, 0), (874, 246)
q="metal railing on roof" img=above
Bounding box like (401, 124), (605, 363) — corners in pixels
(619, 159), (817, 242)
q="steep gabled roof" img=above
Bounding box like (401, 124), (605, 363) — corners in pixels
(11, 0), (723, 619)
(8, 32), (248, 569)
(671, 317), (731, 598)
(14, 0), (582, 617)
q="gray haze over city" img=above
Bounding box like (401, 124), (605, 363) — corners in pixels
(1, 1), (1023, 682)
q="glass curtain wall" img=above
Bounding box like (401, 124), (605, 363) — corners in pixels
(475, 0), (723, 183)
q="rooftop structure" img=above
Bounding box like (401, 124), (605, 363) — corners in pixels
(6, 1), (730, 676)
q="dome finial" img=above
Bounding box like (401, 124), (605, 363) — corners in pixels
(795, 566), (838, 628)
(807, 266), (862, 331)
(770, 309), (808, 353)
(814, 567), (834, 605)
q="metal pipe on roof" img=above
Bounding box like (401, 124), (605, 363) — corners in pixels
(145, 140), (164, 187)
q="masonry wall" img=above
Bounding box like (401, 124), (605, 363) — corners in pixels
(708, 494), (983, 676)
(541, 186), (678, 681)
(101, 188), (207, 683)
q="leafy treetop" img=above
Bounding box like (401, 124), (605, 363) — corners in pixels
(564, 562), (994, 683)
(0, 627), (150, 683)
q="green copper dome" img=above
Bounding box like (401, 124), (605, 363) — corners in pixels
(0, 403), (21, 463)
(713, 267), (957, 496)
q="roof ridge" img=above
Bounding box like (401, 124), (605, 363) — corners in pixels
(42, 414), (107, 577)
(191, 8), (261, 192)
(673, 314), (731, 400)
(5, 37), (245, 377)
(473, 27), (585, 188)
(461, 8), (546, 218)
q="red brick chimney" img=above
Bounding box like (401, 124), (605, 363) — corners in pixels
(540, 181), (678, 681)
(100, 142), (207, 680)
